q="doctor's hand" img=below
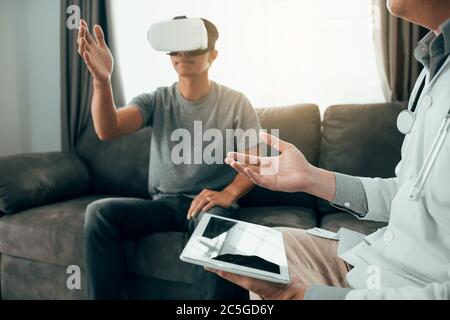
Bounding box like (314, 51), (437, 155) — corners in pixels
(225, 132), (315, 193)
(206, 268), (309, 300)
(77, 19), (114, 86)
(187, 189), (235, 220)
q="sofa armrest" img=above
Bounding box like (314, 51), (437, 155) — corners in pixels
(0, 152), (91, 214)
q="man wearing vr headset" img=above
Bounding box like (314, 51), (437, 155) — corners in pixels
(77, 16), (260, 299)
(212, 0), (450, 300)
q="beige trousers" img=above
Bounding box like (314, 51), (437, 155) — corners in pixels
(251, 228), (350, 299)
(281, 227), (350, 287)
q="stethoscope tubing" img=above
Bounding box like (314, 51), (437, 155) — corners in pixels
(409, 115), (450, 200)
(398, 76), (450, 201)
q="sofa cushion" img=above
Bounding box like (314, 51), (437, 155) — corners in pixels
(0, 254), (192, 300)
(318, 103), (405, 214)
(0, 195), (105, 267)
(0, 152), (91, 214)
(239, 104), (321, 208)
(0, 194), (186, 281)
(320, 212), (387, 235)
(0, 255), (88, 300)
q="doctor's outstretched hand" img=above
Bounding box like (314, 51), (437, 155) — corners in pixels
(225, 132), (336, 201)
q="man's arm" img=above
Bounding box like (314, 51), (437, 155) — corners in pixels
(222, 173), (255, 204)
(346, 281), (450, 300)
(187, 168), (255, 220)
(208, 268), (450, 300)
(329, 173), (369, 217)
(305, 281), (450, 300)
(356, 176), (399, 223)
(91, 81), (143, 141)
(187, 147), (256, 219)
(226, 132), (400, 223)
(330, 172), (400, 223)
(77, 19), (143, 141)
(186, 174), (254, 219)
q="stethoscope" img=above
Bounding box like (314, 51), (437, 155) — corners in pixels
(396, 77), (450, 201)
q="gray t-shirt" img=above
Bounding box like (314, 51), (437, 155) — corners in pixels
(129, 81), (261, 198)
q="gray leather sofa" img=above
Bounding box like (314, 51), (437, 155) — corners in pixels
(0, 102), (405, 299)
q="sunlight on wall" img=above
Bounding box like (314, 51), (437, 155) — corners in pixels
(111, 0), (385, 112)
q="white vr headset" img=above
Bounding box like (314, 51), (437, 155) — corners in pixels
(147, 18), (209, 53)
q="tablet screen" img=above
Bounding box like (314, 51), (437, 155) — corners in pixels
(193, 217), (285, 274)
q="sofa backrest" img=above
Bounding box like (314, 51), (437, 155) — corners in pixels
(75, 104), (321, 209)
(317, 103), (406, 214)
(76, 124), (152, 198)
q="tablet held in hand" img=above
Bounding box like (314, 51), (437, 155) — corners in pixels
(180, 213), (291, 284)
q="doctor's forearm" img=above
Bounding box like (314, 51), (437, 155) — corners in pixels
(303, 166), (337, 202)
(304, 168), (369, 217)
(330, 173), (369, 217)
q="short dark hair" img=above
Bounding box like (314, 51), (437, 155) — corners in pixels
(173, 16), (219, 50)
(201, 18), (219, 50)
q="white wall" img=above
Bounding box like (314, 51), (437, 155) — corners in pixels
(0, 0), (61, 157)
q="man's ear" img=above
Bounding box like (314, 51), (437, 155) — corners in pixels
(208, 49), (218, 63)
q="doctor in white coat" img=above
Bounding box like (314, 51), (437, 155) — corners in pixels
(207, 0), (450, 299)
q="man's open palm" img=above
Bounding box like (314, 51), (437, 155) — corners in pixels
(77, 19), (113, 85)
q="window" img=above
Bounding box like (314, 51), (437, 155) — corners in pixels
(112, 0), (385, 112)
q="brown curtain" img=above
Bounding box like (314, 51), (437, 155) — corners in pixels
(372, 0), (427, 103)
(60, 0), (124, 152)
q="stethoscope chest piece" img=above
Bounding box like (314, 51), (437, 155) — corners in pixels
(397, 110), (415, 135)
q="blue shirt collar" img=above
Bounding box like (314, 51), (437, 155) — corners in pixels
(414, 18), (450, 76)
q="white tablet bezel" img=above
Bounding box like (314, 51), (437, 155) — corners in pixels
(180, 213), (291, 284)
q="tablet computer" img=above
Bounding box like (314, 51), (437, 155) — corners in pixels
(180, 214), (291, 284)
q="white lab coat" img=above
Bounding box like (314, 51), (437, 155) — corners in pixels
(339, 55), (450, 300)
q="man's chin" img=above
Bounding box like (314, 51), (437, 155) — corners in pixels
(176, 69), (201, 78)
(387, 0), (407, 18)
(177, 72), (193, 78)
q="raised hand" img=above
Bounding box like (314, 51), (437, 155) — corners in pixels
(77, 19), (114, 85)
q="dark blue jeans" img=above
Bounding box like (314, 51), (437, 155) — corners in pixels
(83, 195), (248, 300)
